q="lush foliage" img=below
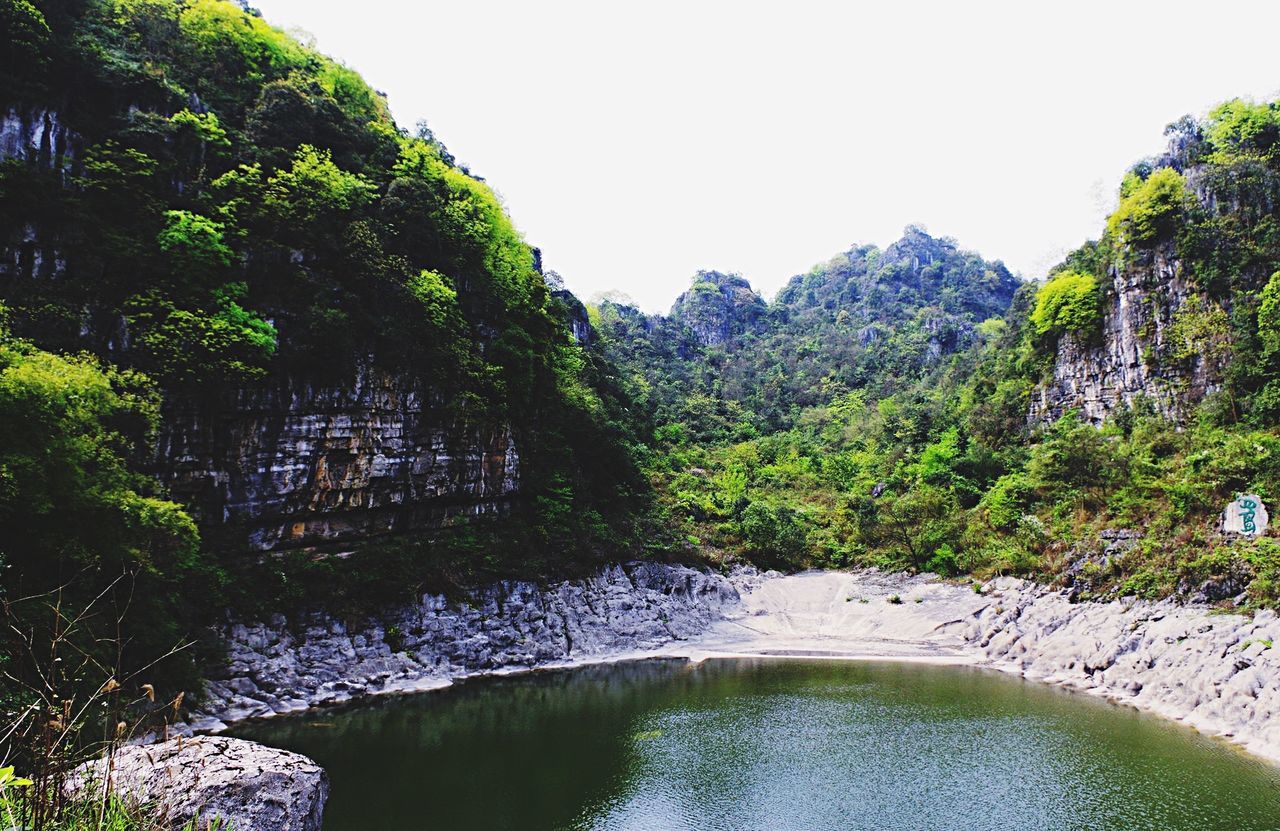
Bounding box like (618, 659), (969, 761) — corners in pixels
(1107, 167), (1190, 246)
(593, 228), (1020, 440)
(590, 99), (1280, 608)
(1030, 271), (1100, 338)
(0, 309), (206, 676)
(1, 0), (649, 575)
(0, 0), (655, 745)
(7, 5), (1280, 762)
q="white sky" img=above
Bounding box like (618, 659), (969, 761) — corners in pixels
(252, 0), (1280, 312)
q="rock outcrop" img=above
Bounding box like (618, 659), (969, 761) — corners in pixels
(0, 106), (80, 172)
(670, 270), (767, 348)
(1030, 247), (1219, 425)
(194, 562), (740, 729)
(74, 736), (327, 831)
(969, 577), (1280, 762)
(156, 366), (519, 552)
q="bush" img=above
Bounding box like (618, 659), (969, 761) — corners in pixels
(1030, 271), (1101, 337)
(738, 502), (808, 559)
(1205, 99), (1280, 162)
(1106, 167), (1190, 245)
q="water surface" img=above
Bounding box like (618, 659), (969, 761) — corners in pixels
(234, 659), (1280, 830)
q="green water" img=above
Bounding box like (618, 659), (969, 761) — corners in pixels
(233, 659), (1280, 831)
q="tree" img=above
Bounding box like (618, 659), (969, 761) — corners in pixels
(0, 309), (206, 710)
(1106, 167), (1190, 245)
(1030, 271), (1101, 337)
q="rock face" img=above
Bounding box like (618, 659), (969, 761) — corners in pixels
(75, 736), (327, 831)
(156, 365), (519, 551)
(969, 577), (1280, 762)
(0, 106), (80, 172)
(553, 289), (593, 346)
(195, 562), (740, 728)
(670, 271), (767, 348)
(1030, 247), (1219, 425)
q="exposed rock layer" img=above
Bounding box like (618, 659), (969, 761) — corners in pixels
(157, 365), (519, 552)
(972, 576), (1280, 763)
(198, 565), (1280, 764)
(697, 570), (1280, 763)
(1030, 249), (1218, 425)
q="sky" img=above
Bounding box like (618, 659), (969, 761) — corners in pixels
(252, 0), (1280, 312)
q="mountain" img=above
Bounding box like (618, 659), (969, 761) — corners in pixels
(589, 107), (1280, 600)
(6, 0), (1280, 743)
(0, 0), (653, 700)
(593, 227), (1019, 440)
(1032, 109), (1280, 425)
(670, 270), (769, 349)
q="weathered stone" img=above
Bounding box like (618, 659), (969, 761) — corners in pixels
(155, 365), (520, 552)
(1222, 493), (1269, 536)
(695, 569), (1280, 763)
(194, 564), (1280, 769)
(669, 271), (767, 348)
(193, 562), (740, 728)
(73, 736), (327, 831)
(1030, 246), (1219, 425)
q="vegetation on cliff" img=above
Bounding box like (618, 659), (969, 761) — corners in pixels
(0, 0), (653, 763)
(594, 102), (1280, 604)
(6, 2), (1280, 792)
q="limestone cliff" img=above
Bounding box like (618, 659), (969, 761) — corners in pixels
(1030, 245), (1219, 424)
(670, 270), (767, 349)
(157, 366), (520, 552)
(1, 2), (640, 565)
(1028, 126), (1280, 425)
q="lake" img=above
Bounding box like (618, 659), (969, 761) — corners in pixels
(233, 658), (1280, 830)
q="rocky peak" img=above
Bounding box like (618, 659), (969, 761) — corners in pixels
(777, 227), (1019, 327)
(670, 270), (767, 348)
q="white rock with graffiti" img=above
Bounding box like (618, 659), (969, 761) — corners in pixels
(1223, 494), (1268, 536)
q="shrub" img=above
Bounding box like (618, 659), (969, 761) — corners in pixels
(1205, 99), (1280, 162)
(1030, 271), (1101, 337)
(1106, 167), (1190, 245)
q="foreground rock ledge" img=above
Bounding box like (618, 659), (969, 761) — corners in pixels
(75, 736), (327, 831)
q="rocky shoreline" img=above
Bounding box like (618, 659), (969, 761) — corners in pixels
(972, 577), (1280, 764)
(190, 561), (741, 732)
(169, 564), (1279, 831)
(196, 564), (1280, 763)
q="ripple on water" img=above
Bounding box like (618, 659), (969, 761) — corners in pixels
(233, 659), (1280, 831)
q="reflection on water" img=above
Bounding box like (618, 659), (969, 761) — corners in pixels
(233, 659), (1280, 831)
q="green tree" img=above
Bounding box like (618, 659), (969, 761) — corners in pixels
(1030, 271), (1101, 337)
(0, 310), (206, 703)
(1106, 167), (1190, 245)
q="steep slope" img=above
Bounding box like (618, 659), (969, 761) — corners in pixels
(1032, 108), (1280, 424)
(588, 109), (1280, 605)
(0, 0), (645, 566)
(669, 270), (768, 349)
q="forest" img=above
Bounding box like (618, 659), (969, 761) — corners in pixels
(4, 4), (1280, 824)
(592, 104), (1280, 607)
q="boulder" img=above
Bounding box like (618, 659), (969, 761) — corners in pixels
(75, 736), (327, 831)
